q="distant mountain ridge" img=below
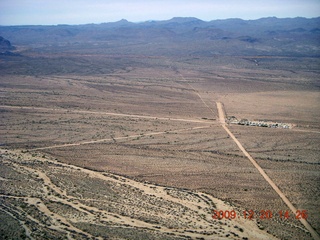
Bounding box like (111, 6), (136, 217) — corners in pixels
(0, 17), (319, 57)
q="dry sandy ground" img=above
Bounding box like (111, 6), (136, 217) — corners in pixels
(217, 102), (319, 240)
(1, 56), (319, 239)
(0, 148), (277, 240)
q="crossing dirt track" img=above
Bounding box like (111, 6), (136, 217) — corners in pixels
(1, 62), (319, 239)
(1, 17), (320, 239)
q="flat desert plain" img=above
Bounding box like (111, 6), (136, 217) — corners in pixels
(0, 54), (319, 239)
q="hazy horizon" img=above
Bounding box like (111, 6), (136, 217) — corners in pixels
(1, 0), (319, 26)
(1, 15), (320, 27)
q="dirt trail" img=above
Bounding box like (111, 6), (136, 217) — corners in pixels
(1, 155), (189, 237)
(0, 105), (212, 124)
(0, 207), (35, 240)
(187, 83), (216, 116)
(216, 102), (226, 124)
(291, 129), (320, 134)
(177, 73), (216, 117)
(216, 102), (320, 240)
(29, 125), (211, 151)
(0, 148), (278, 239)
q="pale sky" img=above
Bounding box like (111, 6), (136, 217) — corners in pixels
(0, 0), (319, 26)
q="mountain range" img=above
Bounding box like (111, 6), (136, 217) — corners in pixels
(0, 17), (319, 57)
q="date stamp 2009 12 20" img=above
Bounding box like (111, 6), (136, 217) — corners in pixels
(212, 209), (308, 220)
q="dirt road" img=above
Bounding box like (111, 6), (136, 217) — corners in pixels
(216, 102), (226, 124)
(0, 148), (277, 240)
(0, 105), (213, 124)
(216, 102), (320, 240)
(29, 125), (211, 151)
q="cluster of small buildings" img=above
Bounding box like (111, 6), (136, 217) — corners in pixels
(227, 116), (292, 129)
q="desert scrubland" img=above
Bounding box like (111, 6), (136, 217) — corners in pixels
(0, 17), (319, 239)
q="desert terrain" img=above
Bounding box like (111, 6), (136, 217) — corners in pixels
(0, 17), (319, 239)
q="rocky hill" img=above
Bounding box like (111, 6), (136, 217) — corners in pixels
(0, 36), (15, 52)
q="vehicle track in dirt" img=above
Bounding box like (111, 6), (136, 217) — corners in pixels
(216, 102), (320, 240)
(29, 125), (211, 151)
(0, 105), (213, 124)
(180, 70), (319, 240)
(0, 148), (277, 240)
(0, 206), (35, 240)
